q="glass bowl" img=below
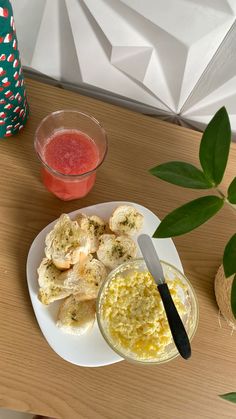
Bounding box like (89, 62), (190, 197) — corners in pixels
(97, 258), (199, 365)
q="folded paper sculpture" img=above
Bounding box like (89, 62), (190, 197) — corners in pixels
(11, 0), (236, 134)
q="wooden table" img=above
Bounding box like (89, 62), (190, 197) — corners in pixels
(0, 78), (236, 419)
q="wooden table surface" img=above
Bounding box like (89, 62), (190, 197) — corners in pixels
(0, 78), (236, 419)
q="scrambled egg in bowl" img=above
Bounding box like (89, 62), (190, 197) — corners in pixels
(97, 259), (198, 363)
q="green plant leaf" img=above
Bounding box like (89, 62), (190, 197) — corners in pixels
(231, 275), (236, 319)
(219, 393), (236, 403)
(149, 162), (213, 189)
(223, 234), (236, 277)
(199, 107), (231, 185)
(153, 196), (224, 238)
(227, 177), (236, 204)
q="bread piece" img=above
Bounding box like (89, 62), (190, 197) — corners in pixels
(58, 255), (107, 300)
(57, 296), (96, 335)
(37, 258), (74, 304)
(97, 234), (137, 269)
(45, 214), (90, 269)
(38, 286), (72, 305)
(37, 258), (61, 288)
(75, 213), (106, 253)
(109, 205), (143, 235)
(37, 257), (81, 298)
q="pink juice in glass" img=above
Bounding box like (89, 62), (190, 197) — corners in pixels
(35, 110), (108, 201)
(42, 129), (99, 200)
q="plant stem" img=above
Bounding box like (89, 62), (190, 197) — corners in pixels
(216, 188), (226, 200)
(216, 188), (236, 214)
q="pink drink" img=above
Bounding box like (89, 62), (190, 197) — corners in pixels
(35, 110), (107, 201)
(42, 129), (99, 200)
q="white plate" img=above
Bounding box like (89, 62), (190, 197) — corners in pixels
(26, 201), (183, 368)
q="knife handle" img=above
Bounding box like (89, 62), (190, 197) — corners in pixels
(158, 283), (191, 360)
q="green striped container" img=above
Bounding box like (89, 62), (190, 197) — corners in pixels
(0, 0), (29, 138)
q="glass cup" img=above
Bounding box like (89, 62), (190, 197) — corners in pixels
(34, 110), (108, 200)
(97, 259), (199, 365)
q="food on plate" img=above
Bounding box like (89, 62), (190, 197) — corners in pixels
(37, 204), (145, 335)
(37, 258), (75, 304)
(99, 269), (187, 361)
(57, 296), (96, 335)
(97, 234), (137, 269)
(45, 214), (90, 269)
(75, 213), (106, 253)
(38, 285), (72, 305)
(59, 255), (107, 300)
(109, 205), (143, 235)
(37, 254), (107, 305)
(37, 257), (61, 288)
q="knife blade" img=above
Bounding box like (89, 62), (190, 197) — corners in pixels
(138, 234), (165, 285)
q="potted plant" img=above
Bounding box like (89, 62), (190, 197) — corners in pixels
(150, 106), (236, 403)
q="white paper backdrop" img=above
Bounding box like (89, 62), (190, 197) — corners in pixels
(11, 0), (236, 133)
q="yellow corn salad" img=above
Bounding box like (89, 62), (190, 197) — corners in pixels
(100, 271), (187, 360)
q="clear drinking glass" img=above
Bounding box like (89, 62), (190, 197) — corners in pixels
(97, 259), (199, 365)
(34, 110), (108, 200)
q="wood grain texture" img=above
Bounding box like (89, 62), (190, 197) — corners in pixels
(0, 78), (236, 419)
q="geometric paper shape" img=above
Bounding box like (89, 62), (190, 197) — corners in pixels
(11, 0), (236, 135)
(111, 46), (153, 82)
